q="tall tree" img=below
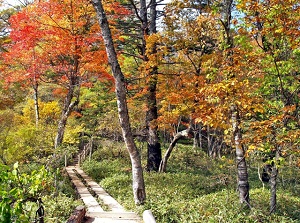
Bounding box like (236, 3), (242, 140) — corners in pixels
(3, 8), (47, 126)
(152, 0), (220, 171)
(91, 0), (146, 205)
(126, 0), (162, 171)
(152, 1), (254, 206)
(5, 0), (109, 149)
(222, 0), (250, 206)
(239, 0), (300, 213)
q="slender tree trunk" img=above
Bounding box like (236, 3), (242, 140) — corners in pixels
(231, 104), (250, 206)
(270, 161), (278, 214)
(192, 123), (200, 151)
(33, 81), (39, 127)
(146, 0), (161, 171)
(269, 128), (279, 214)
(137, 0), (161, 171)
(221, 0), (250, 207)
(54, 78), (79, 149)
(199, 123), (203, 150)
(207, 125), (214, 157)
(139, 0), (148, 59)
(159, 126), (192, 172)
(92, 0), (146, 205)
(192, 132), (198, 150)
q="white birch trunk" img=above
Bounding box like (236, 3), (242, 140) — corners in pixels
(231, 104), (250, 206)
(92, 0), (146, 205)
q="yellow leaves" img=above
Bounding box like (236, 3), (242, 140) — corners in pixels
(236, 1), (246, 10)
(248, 145), (256, 151)
(64, 122), (84, 145)
(248, 144), (265, 152)
(39, 101), (61, 121)
(145, 33), (161, 56)
(275, 27), (284, 34)
(253, 106), (264, 114)
(18, 99), (61, 126)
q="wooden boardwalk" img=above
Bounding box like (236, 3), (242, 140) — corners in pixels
(65, 166), (141, 223)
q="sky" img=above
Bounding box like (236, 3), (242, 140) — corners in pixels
(1, 0), (30, 9)
(2, 0), (170, 9)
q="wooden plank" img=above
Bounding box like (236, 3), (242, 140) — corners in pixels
(75, 168), (126, 212)
(143, 210), (157, 223)
(66, 166), (141, 223)
(85, 217), (141, 223)
(65, 167), (104, 213)
(87, 212), (141, 219)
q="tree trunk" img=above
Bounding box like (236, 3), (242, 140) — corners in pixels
(230, 104), (250, 206)
(138, 0), (161, 171)
(54, 79), (79, 149)
(67, 205), (86, 223)
(139, 0), (148, 59)
(33, 81), (39, 127)
(146, 0), (161, 171)
(146, 120), (161, 171)
(269, 129), (279, 214)
(92, 0), (146, 205)
(192, 131), (199, 150)
(159, 126), (192, 173)
(270, 163), (278, 214)
(207, 125), (215, 158)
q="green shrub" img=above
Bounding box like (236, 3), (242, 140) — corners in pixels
(0, 163), (52, 223)
(43, 193), (82, 223)
(82, 158), (131, 180)
(91, 139), (129, 161)
(0, 163), (81, 223)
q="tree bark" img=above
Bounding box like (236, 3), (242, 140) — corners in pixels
(269, 129), (279, 214)
(221, 0), (250, 207)
(92, 0), (146, 205)
(159, 126), (192, 173)
(67, 205), (86, 223)
(33, 81), (39, 127)
(140, 0), (148, 59)
(230, 104), (250, 206)
(54, 77), (79, 149)
(270, 162), (278, 214)
(135, 0), (161, 171)
(146, 0), (161, 171)
(192, 123), (201, 151)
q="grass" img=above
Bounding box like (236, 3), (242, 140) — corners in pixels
(82, 140), (300, 223)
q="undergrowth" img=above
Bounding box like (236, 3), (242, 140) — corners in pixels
(82, 140), (300, 223)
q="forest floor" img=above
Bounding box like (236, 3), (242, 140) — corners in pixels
(65, 165), (141, 223)
(80, 140), (300, 223)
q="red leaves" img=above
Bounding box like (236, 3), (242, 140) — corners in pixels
(2, 0), (126, 91)
(9, 9), (43, 49)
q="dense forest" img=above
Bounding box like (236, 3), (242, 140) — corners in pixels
(0, 0), (299, 222)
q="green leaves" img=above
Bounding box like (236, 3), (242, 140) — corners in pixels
(0, 163), (51, 223)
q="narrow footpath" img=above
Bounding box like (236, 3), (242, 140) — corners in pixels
(65, 165), (142, 223)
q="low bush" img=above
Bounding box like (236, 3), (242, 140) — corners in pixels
(0, 163), (81, 223)
(43, 193), (82, 223)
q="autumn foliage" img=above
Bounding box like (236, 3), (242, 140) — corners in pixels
(0, 0), (299, 217)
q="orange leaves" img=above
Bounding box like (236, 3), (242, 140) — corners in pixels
(238, 0), (300, 50)
(52, 87), (68, 97)
(3, 0), (121, 91)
